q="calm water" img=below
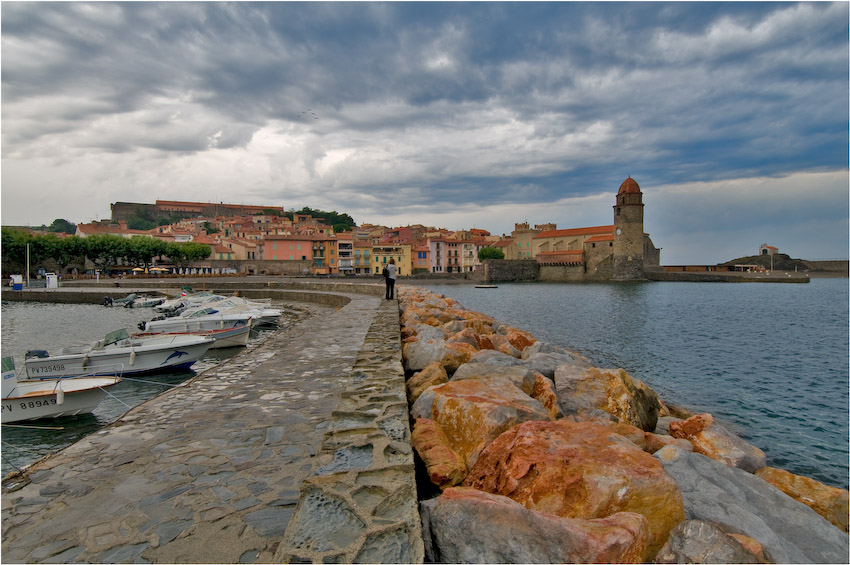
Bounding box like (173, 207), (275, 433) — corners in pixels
(419, 278), (849, 489)
(0, 301), (288, 476)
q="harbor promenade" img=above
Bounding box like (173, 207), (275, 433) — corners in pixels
(1, 284), (423, 563)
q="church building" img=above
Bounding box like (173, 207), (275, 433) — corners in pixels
(532, 177), (661, 282)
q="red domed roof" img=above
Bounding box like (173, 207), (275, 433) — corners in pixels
(618, 177), (641, 195)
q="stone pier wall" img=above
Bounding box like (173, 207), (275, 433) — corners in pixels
(276, 299), (424, 563)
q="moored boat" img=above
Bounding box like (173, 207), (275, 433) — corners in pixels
(139, 313), (255, 334)
(2, 357), (120, 423)
(24, 329), (214, 379)
(133, 324), (251, 349)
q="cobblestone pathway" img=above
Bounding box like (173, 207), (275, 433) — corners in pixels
(1, 293), (406, 563)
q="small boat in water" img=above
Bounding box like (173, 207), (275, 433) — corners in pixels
(124, 296), (166, 309)
(24, 329), (214, 379)
(139, 312), (255, 334)
(133, 324), (251, 349)
(2, 357), (120, 423)
(102, 293), (137, 307)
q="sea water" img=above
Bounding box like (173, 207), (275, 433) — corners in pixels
(420, 278), (849, 489)
(0, 301), (265, 476)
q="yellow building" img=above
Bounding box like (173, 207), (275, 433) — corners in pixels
(372, 243), (412, 276)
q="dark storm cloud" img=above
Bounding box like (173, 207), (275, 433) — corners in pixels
(1, 2), (847, 256)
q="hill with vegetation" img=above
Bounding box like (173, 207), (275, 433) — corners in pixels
(718, 253), (811, 271)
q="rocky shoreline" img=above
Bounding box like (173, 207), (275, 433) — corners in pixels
(399, 286), (848, 563)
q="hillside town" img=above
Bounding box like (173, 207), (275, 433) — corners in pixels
(8, 179), (659, 280)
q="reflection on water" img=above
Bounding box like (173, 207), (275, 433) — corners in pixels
(1, 301), (288, 476)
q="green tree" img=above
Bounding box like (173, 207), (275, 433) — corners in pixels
(83, 234), (130, 273)
(47, 219), (77, 234)
(126, 236), (169, 270)
(478, 246), (505, 261)
(165, 242), (211, 268)
(1, 228), (33, 265)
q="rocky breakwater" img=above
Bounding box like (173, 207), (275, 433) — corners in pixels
(399, 286), (849, 564)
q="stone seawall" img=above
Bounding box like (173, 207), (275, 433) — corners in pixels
(399, 286), (847, 563)
(647, 270), (811, 283)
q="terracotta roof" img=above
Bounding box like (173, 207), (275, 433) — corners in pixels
(493, 240), (514, 247)
(534, 225), (614, 239)
(618, 177), (641, 195)
(585, 234), (615, 243)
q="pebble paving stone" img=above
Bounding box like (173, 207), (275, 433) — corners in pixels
(1, 288), (423, 564)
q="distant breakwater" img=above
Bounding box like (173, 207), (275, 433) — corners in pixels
(399, 286), (847, 563)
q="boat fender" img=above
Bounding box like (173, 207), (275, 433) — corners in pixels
(81, 355), (89, 368)
(56, 386), (65, 405)
(129, 350), (136, 366)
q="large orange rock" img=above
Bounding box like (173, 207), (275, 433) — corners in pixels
(406, 361), (448, 404)
(755, 466), (849, 532)
(554, 366), (661, 431)
(504, 328), (537, 352)
(412, 378), (550, 468)
(463, 419), (685, 560)
(440, 342), (477, 373)
(445, 327), (482, 350)
(411, 418), (467, 489)
(420, 487), (649, 564)
(669, 413), (766, 472)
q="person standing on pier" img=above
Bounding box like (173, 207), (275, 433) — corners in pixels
(384, 258), (397, 300)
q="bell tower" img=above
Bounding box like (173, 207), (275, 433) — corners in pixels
(612, 176), (646, 281)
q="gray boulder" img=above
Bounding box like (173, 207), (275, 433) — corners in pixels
(523, 351), (592, 379)
(554, 365), (661, 432)
(467, 349), (527, 367)
(655, 520), (763, 563)
(655, 416), (683, 436)
(411, 388), (437, 420)
(408, 323), (447, 343)
(654, 446), (849, 563)
(420, 488), (648, 563)
(451, 363), (537, 395)
(403, 337), (447, 372)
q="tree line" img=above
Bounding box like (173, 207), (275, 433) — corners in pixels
(1, 228), (211, 276)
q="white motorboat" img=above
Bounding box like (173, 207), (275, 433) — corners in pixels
(139, 312), (255, 334)
(178, 300), (282, 327)
(24, 329), (214, 379)
(2, 357), (120, 423)
(133, 324), (251, 349)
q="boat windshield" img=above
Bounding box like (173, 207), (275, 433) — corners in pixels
(2, 356), (15, 373)
(104, 328), (130, 346)
(186, 308), (218, 318)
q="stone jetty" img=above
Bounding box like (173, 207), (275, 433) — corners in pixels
(400, 286), (849, 564)
(2, 283), (421, 563)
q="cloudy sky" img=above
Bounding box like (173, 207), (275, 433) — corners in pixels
(2, 2), (847, 263)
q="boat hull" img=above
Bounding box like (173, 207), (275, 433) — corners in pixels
(134, 325), (251, 349)
(2, 377), (119, 423)
(24, 337), (213, 379)
(143, 315), (254, 334)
